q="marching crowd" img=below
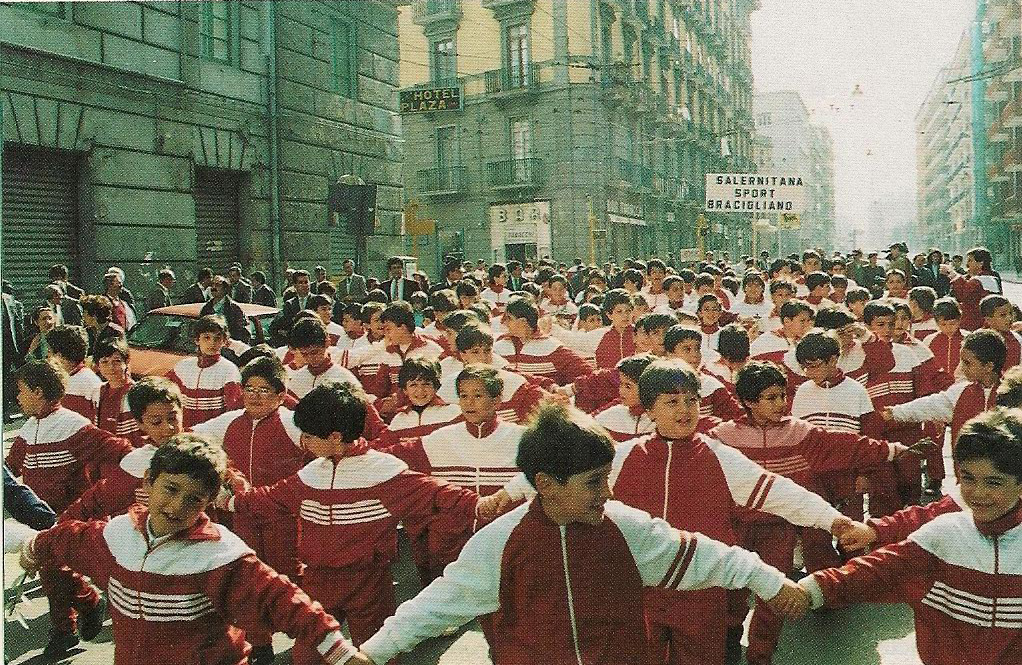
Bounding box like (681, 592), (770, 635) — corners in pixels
(3, 241), (1021, 665)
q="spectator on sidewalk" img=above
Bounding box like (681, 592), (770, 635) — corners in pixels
(144, 268), (176, 313)
(181, 267), (213, 304)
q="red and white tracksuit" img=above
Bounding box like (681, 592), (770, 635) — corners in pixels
(802, 504), (1022, 665)
(710, 416), (901, 664)
(167, 354), (242, 428)
(28, 507), (355, 665)
(62, 364), (102, 422)
(594, 326), (636, 369)
(6, 406), (135, 634)
(494, 334), (592, 386)
(950, 272), (1002, 330)
(889, 379), (1000, 457)
(437, 363), (546, 424)
(612, 432), (842, 665)
(360, 499), (788, 665)
(229, 443), (480, 662)
(91, 381), (141, 444)
(61, 444), (156, 522)
(913, 316), (939, 341)
(700, 371), (744, 421)
(349, 335), (443, 400)
(749, 331), (793, 365)
(594, 401), (655, 442)
(925, 329), (964, 378)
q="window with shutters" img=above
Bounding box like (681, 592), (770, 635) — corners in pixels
(200, 0), (237, 64)
(431, 38), (457, 84)
(332, 18), (358, 98)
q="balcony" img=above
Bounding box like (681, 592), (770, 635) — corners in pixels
(484, 63), (539, 97)
(418, 166), (467, 196)
(487, 157), (545, 190)
(616, 158), (638, 187)
(1005, 146), (1022, 173)
(411, 0), (462, 26)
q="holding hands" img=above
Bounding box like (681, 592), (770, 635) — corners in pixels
(765, 579), (810, 620)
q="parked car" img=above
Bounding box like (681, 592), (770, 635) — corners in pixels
(127, 302), (278, 377)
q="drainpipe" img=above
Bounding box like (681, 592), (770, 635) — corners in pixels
(266, 2), (282, 291)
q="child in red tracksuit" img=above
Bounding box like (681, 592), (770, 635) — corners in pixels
(285, 318), (362, 400)
(62, 377), (185, 522)
(494, 296), (592, 386)
(799, 407), (1022, 665)
(663, 325), (744, 421)
(5, 360), (135, 657)
(926, 298), (965, 376)
(711, 359), (908, 665)
(594, 354), (656, 441)
(980, 294), (1022, 371)
(193, 355), (308, 664)
(593, 289), (635, 369)
(223, 381), (506, 664)
(882, 329), (1006, 461)
(370, 358), (461, 584)
(91, 338), (141, 444)
(437, 324), (547, 424)
(611, 359), (864, 665)
(348, 403), (812, 665)
(47, 325), (102, 422)
(20, 435), (358, 665)
(167, 315), (242, 428)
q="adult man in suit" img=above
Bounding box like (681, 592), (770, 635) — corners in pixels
(181, 267), (214, 304)
(335, 258), (368, 303)
(42, 283), (83, 327)
(105, 266), (136, 307)
(145, 268), (176, 313)
(506, 260), (525, 292)
(380, 257), (420, 303)
(250, 270), (277, 307)
(226, 263), (252, 303)
(430, 260), (464, 294)
(269, 269), (313, 341)
(48, 264), (83, 301)
(199, 276), (250, 343)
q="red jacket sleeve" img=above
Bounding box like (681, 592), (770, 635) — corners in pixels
(60, 468), (140, 522)
(5, 436), (26, 477)
(573, 368), (620, 414)
(232, 475), (302, 519)
(213, 554), (352, 663)
(76, 425), (135, 468)
(866, 494), (962, 547)
(362, 403), (388, 440)
(29, 519), (110, 584)
(552, 347), (593, 386)
(379, 471), (479, 527)
(377, 438), (433, 474)
(803, 428), (895, 474)
(812, 540), (934, 608)
(861, 338), (896, 377)
(709, 387), (743, 421)
(223, 381), (243, 412)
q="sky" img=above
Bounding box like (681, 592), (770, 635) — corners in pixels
(750, 1), (976, 246)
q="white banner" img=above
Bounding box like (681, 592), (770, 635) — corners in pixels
(705, 173), (807, 213)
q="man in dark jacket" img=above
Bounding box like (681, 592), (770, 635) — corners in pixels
(181, 267), (214, 304)
(226, 263), (252, 303)
(250, 270), (277, 307)
(199, 276), (250, 343)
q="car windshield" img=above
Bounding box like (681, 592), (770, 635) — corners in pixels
(128, 315), (199, 355)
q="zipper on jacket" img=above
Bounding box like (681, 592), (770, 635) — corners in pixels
(134, 538), (171, 663)
(992, 535), (1000, 628)
(248, 421), (257, 481)
(559, 527), (584, 665)
(662, 441), (673, 519)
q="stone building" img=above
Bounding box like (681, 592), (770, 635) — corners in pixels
(1, 0), (403, 303)
(397, 0), (759, 275)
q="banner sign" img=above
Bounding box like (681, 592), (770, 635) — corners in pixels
(705, 174), (806, 213)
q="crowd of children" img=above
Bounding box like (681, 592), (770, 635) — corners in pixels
(5, 244), (1022, 665)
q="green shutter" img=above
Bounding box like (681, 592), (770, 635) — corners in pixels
(200, 0), (236, 64)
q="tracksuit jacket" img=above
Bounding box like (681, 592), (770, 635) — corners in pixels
(62, 364), (102, 422)
(360, 499), (787, 665)
(803, 504), (1022, 665)
(167, 354), (242, 428)
(890, 379), (1000, 452)
(28, 507), (355, 665)
(61, 443), (156, 521)
(494, 334), (592, 386)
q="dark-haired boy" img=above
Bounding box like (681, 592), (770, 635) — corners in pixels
(22, 434), (358, 665)
(167, 315), (242, 427)
(611, 359), (856, 665)
(703, 323), (751, 393)
(495, 296), (592, 386)
(374, 358), (461, 448)
(6, 360), (135, 656)
(712, 359), (905, 664)
(335, 303), (370, 352)
(539, 274), (578, 325)
(799, 407), (1022, 665)
(352, 403), (811, 665)
(287, 317), (362, 400)
(804, 272), (832, 307)
(593, 354), (656, 441)
(908, 286), (939, 341)
(926, 298), (965, 378)
(750, 299), (814, 363)
(224, 382), (497, 663)
(980, 294), (1021, 371)
(47, 324), (102, 422)
(91, 337), (141, 444)
(593, 289), (636, 369)
(663, 325), (743, 422)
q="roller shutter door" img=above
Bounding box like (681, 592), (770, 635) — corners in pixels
(1, 145), (79, 303)
(193, 168), (240, 275)
(330, 219), (357, 281)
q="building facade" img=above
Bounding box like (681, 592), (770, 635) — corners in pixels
(1, 0), (403, 304)
(752, 90), (836, 253)
(397, 0), (759, 276)
(974, 0), (1022, 271)
(915, 30), (976, 256)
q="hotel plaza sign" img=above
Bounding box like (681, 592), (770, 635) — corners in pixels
(399, 85), (462, 113)
(704, 174), (807, 213)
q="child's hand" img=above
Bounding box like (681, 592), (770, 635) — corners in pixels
(18, 543), (39, 577)
(764, 579), (810, 620)
(225, 468), (251, 494)
(214, 486), (234, 512)
(834, 520), (878, 554)
(477, 490), (513, 521)
(343, 652), (377, 665)
(880, 407), (895, 421)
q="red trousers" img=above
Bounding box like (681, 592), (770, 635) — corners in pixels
(647, 587), (726, 665)
(731, 520), (798, 665)
(292, 564), (397, 665)
(39, 565), (100, 634)
(922, 424), (946, 482)
(231, 512), (300, 647)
